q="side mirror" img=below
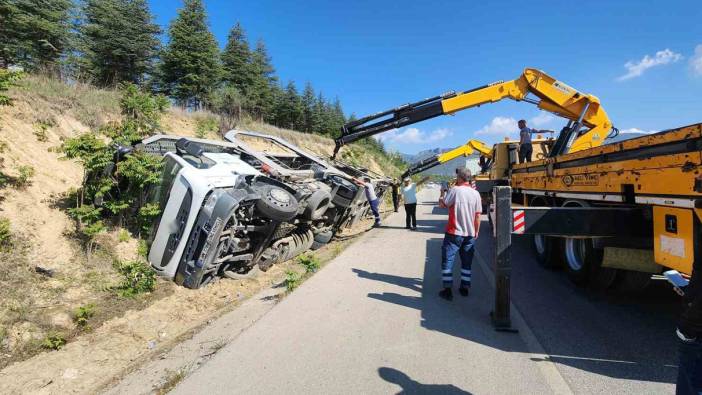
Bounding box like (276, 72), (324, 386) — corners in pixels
(175, 138), (204, 158)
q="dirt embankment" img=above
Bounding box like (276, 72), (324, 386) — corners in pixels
(0, 75), (398, 393)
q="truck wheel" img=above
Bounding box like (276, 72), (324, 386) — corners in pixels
(223, 265), (261, 280)
(533, 235), (563, 269)
(303, 189), (332, 221)
(561, 200), (618, 288)
(255, 185), (299, 222)
(528, 197), (562, 269)
(616, 270), (652, 293)
(311, 230), (333, 250)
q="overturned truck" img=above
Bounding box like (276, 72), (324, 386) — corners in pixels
(134, 132), (389, 288)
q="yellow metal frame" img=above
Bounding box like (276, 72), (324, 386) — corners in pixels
(653, 207), (694, 274)
(440, 68), (613, 153)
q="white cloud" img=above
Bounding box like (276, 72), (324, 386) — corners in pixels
(619, 128), (658, 135)
(474, 116), (517, 136)
(374, 127), (452, 144)
(690, 44), (702, 77)
(529, 113), (556, 127)
(617, 48), (682, 81)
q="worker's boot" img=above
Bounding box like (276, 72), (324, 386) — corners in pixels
(439, 288), (453, 301)
(459, 287), (469, 297)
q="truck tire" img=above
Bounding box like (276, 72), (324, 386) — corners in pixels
(529, 197), (563, 269)
(311, 230), (333, 250)
(533, 235), (563, 269)
(255, 185), (299, 222)
(561, 200), (618, 288)
(303, 189), (332, 221)
(223, 265), (261, 280)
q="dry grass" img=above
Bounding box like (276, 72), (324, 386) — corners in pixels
(12, 74), (120, 128)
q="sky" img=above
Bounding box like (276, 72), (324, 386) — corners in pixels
(148, 0), (702, 154)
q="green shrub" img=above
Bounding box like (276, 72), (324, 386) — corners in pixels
(285, 270), (301, 292)
(297, 254), (320, 273)
(15, 165), (35, 188)
(116, 260), (156, 297)
(0, 218), (11, 248)
(195, 115), (218, 138)
(0, 70), (23, 106)
(137, 239), (149, 258)
(118, 228), (130, 243)
(61, 84), (167, 236)
(33, 119), (54, 142)
(41, 333), (66, 350)
(73, 304), (96, 328)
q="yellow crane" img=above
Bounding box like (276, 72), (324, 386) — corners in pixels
(334, 66), (702, 290)
(333, 68), (617, 159)
(401, 139), (491, 179)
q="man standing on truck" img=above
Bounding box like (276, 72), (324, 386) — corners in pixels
(438, 168), (482, 301)
(518, 119), (555, 163)
(676, 263), (702, 394)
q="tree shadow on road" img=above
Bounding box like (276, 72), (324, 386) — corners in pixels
(378, 367), (472, 395)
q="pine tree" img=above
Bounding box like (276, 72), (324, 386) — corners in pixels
(249, 39), (277, 121)
(0, 0), (73, 72)
(276, 81), (302, 130)
(301, 82), (317, 133)
(221, 22), (253, 97)
(159, 0), (221, 108)
(312, 92), (327, 135)
(331, 97), (345, 132)
(79, 0), (160, 86)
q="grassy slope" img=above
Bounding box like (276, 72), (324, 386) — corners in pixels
(0, 75), (401, 369)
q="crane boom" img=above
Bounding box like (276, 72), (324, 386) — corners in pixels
(333, 68), (616, 159)
(401, 139), (489, 179)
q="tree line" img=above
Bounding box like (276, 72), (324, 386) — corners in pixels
(0, 0), (353, 137)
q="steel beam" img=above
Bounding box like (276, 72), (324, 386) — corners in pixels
(491, 186), (516, 331)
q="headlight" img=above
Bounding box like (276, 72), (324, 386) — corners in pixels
(204, 193), (218, 212)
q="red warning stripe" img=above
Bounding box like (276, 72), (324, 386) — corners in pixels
(513, 210), (525, 234)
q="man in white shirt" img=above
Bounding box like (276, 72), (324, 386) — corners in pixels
(438, 168), (482, 300)
(401, 176), (430, 230)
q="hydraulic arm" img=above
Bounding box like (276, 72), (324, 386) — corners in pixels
(333, 68), (616, 159)
(401, 139), (489, 179)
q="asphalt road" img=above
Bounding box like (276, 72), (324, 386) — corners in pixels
(173, 188), (680, 394)
(472, 201), (680, 394)
(173, 188), (553, 394)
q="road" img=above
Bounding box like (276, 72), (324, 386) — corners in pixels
(172, 188), (679, 394)
(475, 202), (680, 393)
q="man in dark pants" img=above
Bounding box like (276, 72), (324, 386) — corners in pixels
(438, 168), (482, 300)
(401, 176), (430, 230)
(676, 257), (702, 394)
(391, 180), (400, 212)
(518, 119), (553, 163)
(401, 177), (418, 229)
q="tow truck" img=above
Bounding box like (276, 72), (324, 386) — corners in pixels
(333, 67), (701, 291)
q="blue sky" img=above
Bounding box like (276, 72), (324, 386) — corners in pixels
(148, 0), (702, 154)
